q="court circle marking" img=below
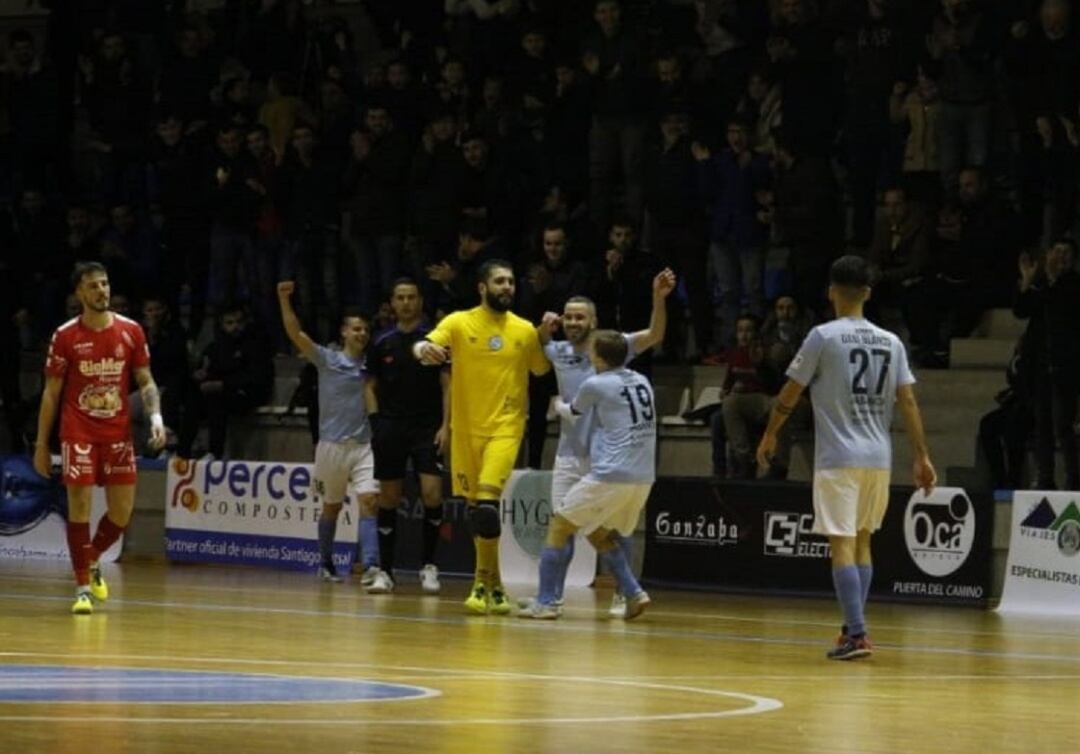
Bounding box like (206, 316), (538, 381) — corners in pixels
(0, 664), (784, 725)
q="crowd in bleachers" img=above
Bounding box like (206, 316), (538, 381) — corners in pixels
(0, 0), (1077, 484)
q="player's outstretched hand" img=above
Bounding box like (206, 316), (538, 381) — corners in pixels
(755, 432), (777, 472)
(33, 443), (52, 478)
(914, 455), (937, 496)
(538, 311), (561, 342)
(418, 341), (449, 365)
(653, 268), (677, 299)
(277, 281), (295, 298)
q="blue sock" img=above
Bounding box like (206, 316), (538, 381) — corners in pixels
(317, 516), (336, 567)
(537, 546), (569, 605)
(601, 547), (642, 599)
(553, 537), (575, 601)
(857, 563), (873, 608)
(832, 565), (865, 637)
(359, 517), (379, 569)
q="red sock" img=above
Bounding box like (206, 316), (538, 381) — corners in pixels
(66, 522), (91, 587)
(89, 514), (126, 563)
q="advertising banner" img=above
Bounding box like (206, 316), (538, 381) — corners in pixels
(165, 457), (357, 571)
(0, 455), (120, 562)
(499, 470), (597, 587)
(642, 478), (991, 605)
(998, 491), (1080, 615)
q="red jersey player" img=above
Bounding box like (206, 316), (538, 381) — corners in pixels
(33, 262), (165, 614)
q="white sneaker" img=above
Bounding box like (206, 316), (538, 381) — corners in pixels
(366, 569), (394, 594)
(517, 595), (565, 608)
(419, 564), (441, 593)
(318, 565), (342, 583)
(624, 591), (651, 620)
(609, 593), (627, 618)
(360, 566), (380, 587)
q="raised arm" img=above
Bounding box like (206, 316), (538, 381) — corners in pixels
(33, 375), (64, 477)
(134, 366), (166, 450)
(756, 378), (806, 470)
(277, 281), (317, 361)
(896, 383), (936, 495)
(628, 268), (677, 354)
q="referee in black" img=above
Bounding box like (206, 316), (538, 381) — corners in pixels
(365, 278), (450, 592)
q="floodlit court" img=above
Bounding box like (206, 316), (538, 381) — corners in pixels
(0, 560), (1076, 754)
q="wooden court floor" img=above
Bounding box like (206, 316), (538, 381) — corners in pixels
(0, 560), (1076, 754)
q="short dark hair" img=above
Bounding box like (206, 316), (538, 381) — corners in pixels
(609, 215), (635, 232)
(390, 277), (422, 296)
(478, 258), (514, 284)
(592, 329), (628, 366)
(71, 261), (107, 289)
(565, 295), (596, 313)
(340, 307), (370, 327)
(735, 312), (760, 328)
(542, 221), (567, 236)
(247, 123), (270, 138)
(830, 255), (871, 288)
(459, 218), (491, 241)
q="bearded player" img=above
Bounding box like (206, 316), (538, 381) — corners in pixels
(34, 262), (166, 614)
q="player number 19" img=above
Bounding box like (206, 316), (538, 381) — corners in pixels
(619, 385), (654, 424)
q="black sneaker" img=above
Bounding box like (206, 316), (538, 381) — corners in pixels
(827, 635), (873, 661)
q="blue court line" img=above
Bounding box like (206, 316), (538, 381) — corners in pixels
(2, 590), (1079, 667)
(0, 664), (438, 704)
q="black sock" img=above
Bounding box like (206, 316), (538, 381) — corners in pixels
(377, 507), (397, 573)
(422, 502), (443, 566)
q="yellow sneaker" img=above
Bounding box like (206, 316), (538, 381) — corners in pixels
(71, 592), (93, 615)
(488, 586), (513, 616)
(464, 583), (489, 615)
(89, 562), (108, 602)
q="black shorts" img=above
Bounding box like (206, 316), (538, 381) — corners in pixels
(372, 418), (442, 480)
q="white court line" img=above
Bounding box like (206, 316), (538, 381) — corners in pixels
(2, 570), (1076, 643)
(0, 662), (784, 726)
(3, 590), (1080, 666)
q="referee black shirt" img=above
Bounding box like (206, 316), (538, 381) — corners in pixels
(368, 324), (444, 423)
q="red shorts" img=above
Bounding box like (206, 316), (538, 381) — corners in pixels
(61, 440), (137, 487)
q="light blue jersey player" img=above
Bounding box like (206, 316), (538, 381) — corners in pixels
(757, 256), (936, 660)
(519, 331), (657, 621)
(278, 282), (381, 586)
(532, 269), (675, 613)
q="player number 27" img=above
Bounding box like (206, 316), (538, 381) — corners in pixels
(619, 385), (654, 423)
(849, 347), (891, 395)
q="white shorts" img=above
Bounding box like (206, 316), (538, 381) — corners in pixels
(560, 477), (652, 537)
(313, 439), (379, 504)
(551, 454), (589, 512)
(812, 468), (890, 537)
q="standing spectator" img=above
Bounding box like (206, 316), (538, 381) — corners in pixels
(645, 110), (711, 359)
(458, 130), (521, 243)
(379, 58), (426, 143)
(769, 130), (842, 316)
(1014, 241), (1080, 489)
(692, 117), (771, 350)
(130, 294), (187, 453)
(4, 29), (62, 192)
(591, 218), (664, 343)
(426, 219), (505, 313)
(340, 105), (412, 312)
(890, 68), (943, 207)
(178, 305), (273, 459)
(927, 0), (996, 192)
(841, 0), (911, 247)
(278, 123), (342, 340)
(582, 0), (648, 228)
(520, 223), (589, 322)
(546, 58), (592, 202)
(868, 187), (932, 349)
(736, 67), (783, 157)
(245, 123), (286, 339)
(409, 109), (464, 280)
(976, 338), (1033, 490)
(258, 72), (316, 162)
(205, 124), (258, 318)
(157, 26), (215, 131)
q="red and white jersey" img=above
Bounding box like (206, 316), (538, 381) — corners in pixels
(45, 314), (151, 442)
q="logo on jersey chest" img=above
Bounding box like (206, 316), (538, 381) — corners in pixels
(488, 335), (503, 351)
(78, 357), (126, 378)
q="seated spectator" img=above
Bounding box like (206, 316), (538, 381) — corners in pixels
(258, 72), (317, 161)
(719, 314), (785, 479)
(759, 294), (813, 374)
(1014, 240), (1080, 489)
(178, 305), (273, 459)
(976, 336), (1033, 490)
